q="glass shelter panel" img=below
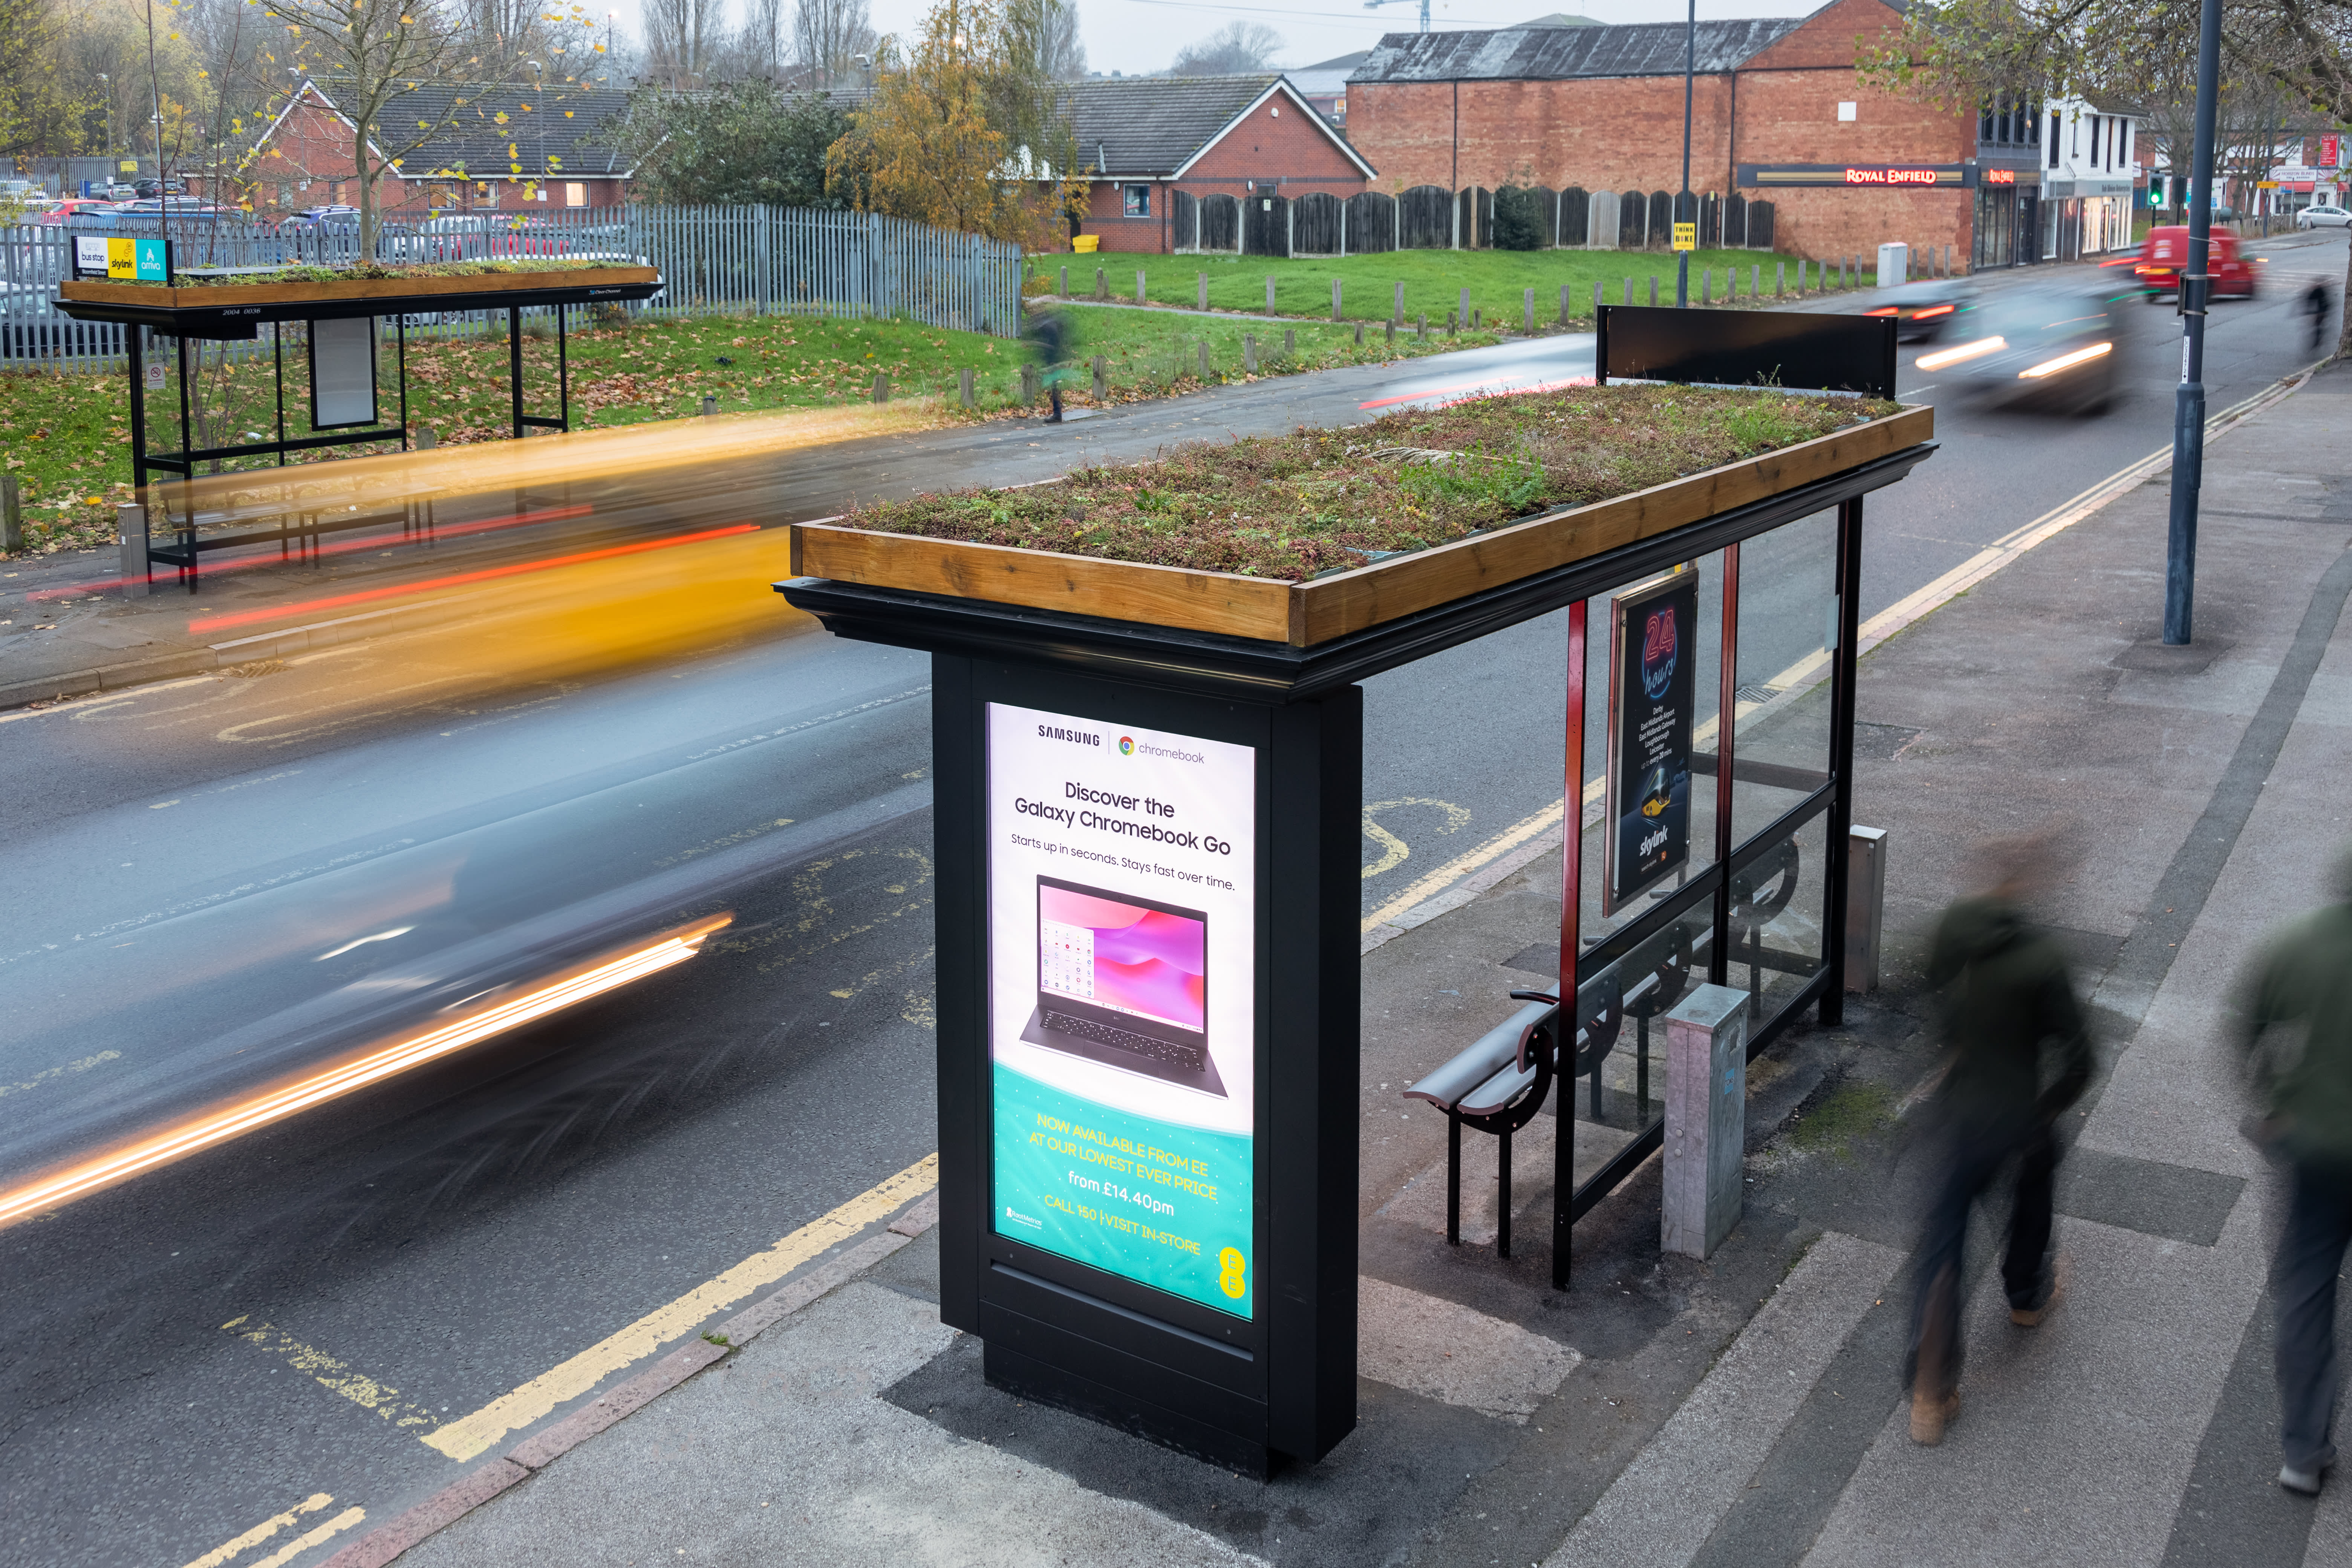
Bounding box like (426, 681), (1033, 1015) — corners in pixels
(1729, 507), (1840, 843)
(1722, 809), (1832, 1035)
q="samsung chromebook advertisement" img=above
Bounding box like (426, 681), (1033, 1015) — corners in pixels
(985, 702), (1255, 1318)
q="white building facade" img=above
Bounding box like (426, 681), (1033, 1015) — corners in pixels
(2040, 96), (2142, 259)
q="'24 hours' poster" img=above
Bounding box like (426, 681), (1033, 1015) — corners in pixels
(984, 702), (1256, 1317)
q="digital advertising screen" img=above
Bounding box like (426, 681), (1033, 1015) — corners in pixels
(1604, 572), (1699, 914)
(985, 703), (1256, 1318)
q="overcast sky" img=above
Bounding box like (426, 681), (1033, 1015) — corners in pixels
(620, 0), (1815, 85)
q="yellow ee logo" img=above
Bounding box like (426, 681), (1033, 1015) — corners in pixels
(1217, 1247), (1247, 1299)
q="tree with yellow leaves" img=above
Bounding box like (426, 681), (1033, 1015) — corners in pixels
(825, 0), (1085, 252)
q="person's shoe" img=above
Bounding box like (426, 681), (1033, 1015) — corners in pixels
(2281, 1464), (2324, 1496)
(1910, 1389), (1959, 1446)
(2012, 1253), (2071, 1326)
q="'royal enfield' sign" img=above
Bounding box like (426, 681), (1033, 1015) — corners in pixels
(1736, 163), (1974, 190)
(1604, 571), (1699, 915)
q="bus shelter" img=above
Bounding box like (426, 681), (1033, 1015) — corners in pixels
(778, 306), (1930, 1475)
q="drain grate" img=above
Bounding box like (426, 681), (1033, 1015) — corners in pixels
(1734, 683), (1781, 704)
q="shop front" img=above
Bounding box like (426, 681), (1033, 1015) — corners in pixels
(2039, 178), (2138, 262)
(1971, 166), (2040, 270)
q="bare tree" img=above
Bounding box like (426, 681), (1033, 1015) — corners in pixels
(736, 0), (787, 78)
(643, 0), (722, 86)
(1170, 20), (1281, 75)
(790, 0), (875, 90)
(1018, 0), (1083, 80)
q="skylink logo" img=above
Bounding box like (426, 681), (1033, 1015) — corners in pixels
(1037, 724), (1099, 747)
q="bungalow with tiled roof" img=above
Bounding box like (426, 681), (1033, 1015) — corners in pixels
(233, 77), (635, 217)
(1067, 73), (1379, 255)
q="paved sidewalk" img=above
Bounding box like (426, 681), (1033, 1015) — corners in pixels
(306, 355), (2352, 1567)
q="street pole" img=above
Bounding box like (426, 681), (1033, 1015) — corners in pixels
(1676, 0), (1694, 307)
(2163, 0), (2221, 645)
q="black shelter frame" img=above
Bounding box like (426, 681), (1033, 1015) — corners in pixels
(55, 273), (662, 589)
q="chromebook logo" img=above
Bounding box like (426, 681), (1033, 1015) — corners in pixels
(1118, 736), (1135, 755)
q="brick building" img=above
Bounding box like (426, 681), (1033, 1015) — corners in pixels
(1345, 0), (1989, 266)
(1066, 75), (1377, 254)
(231, 78), (634, 217)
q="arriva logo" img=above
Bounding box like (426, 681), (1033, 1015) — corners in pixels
(1118, 736), (1135, 755)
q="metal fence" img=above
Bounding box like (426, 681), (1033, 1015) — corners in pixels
(0, 204), (1026, 373)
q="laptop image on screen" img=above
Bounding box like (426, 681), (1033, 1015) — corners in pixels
(1021, 875), (1226, 1098)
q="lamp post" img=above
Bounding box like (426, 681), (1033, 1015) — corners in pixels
(2163, 0), (2221, 644)
(527, 60), (545, 203)
(1675, 0), (1694, 307)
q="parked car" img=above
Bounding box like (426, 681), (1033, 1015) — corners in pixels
(1913, 282), (2126, 416)
(2132, 225), (2260, 302)
(0, 287), (124, 361)
(37, 198), (123, 225)
(277, 205), (361, 231)
(2296, 204), (2351, 230)
(113, 197), (233, 217)
(131, 178), (186, 199)
(1864, 278), (1982, 343)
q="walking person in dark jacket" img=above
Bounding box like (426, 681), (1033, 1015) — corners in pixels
(1025, 303), (1072, 422)
(1906, 835), (2093, 1445)
(2237, 848), (2352, 1496)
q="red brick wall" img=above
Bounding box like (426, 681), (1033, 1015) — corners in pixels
(1349, 75), (1735, 198)
(1344, 0), (1984, 260)
(1733, 63), (1972, 263)
(1073, 90), (1369, 253)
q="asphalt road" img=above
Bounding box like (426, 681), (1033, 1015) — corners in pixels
(0, 231), (2341, 1568)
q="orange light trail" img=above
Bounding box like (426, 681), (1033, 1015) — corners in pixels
(28, 505), (594, 603)
(186, 523), (759, 634)
(0, 914), (731, 1230)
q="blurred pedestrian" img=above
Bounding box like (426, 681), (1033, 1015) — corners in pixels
(1025, 302), (1072, 423)
(2303, 282), (2333, 357)
(2236, 846), (2352, 1497)
(1905, 831), (2092, 1446)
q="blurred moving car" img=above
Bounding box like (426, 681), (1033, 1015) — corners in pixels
(1864, 278), (1982, 342)
(2296, 204), (2351, 230)
(2133, 225), (2261, 301)
(1913, 282), (2126, 415)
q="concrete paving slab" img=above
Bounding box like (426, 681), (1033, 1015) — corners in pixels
(1549, 1231), (1902, 1568)
(1803, 1199), (2270, 1568)
(1357, 1276), (1581, 1422)
(398, 1280), (1266, 1568)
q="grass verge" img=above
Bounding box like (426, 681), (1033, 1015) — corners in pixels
(0, 303), (1494, 558)
(1038, 247), (1868, 326)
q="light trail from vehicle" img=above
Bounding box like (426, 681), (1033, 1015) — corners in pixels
(185, 523), (759, 635)
(0, 914), (731, 1230)
(26, 506), (596, 603)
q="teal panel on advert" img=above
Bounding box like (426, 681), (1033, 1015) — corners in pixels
(992, 1063), (1255, 1318)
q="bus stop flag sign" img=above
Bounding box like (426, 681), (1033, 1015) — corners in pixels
(985, 703), (1259, 1318)
(1604, 572), (1699, 914)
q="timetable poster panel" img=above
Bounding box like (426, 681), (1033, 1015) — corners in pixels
(985, 702), (1256, 1318)
(1604, 571), (1699, 913)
